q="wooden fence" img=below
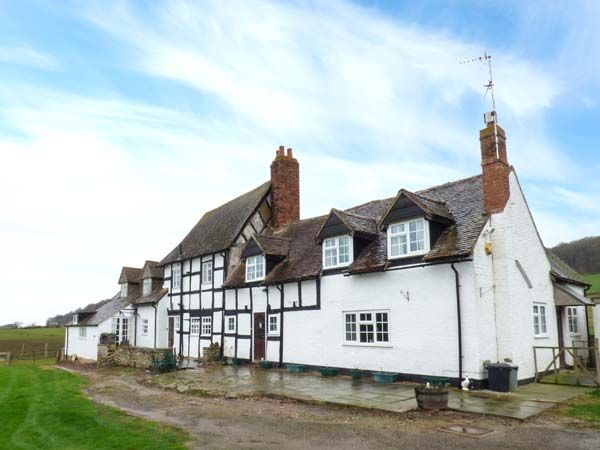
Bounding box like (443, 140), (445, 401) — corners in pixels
(534, 339), (600, 386)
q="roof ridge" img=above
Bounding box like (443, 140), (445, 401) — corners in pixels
(418, 173), (482, 194)
(203, 180), (270, 216)
(336, 208), (377, 221)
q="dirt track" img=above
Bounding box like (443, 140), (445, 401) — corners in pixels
(63, 364), (600, 450)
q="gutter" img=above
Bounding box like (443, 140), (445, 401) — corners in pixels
(451, 262), (463, 382)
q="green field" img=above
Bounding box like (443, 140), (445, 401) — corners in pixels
(0, 365), (188, 449)
(0, 327), (65, 355)
(584, 273), (600, 295)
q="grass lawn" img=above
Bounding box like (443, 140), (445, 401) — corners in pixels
(0, 327), (65, 355)
(562, 389), (600, 426)
(0, 365), (188, 450)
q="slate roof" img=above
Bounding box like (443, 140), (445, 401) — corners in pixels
(225, 174), (486, 286)
(131, 287), (169, 305)
(118, 267), (142, 284)
(141, 260), (162, 279)
(75, 292), (128, 326)
(254, 235), (291, 257)
(161, 181), (271, 265)
(322, 209), (378, 239)
(546, 249), (588, 286)
(384, 189), (454, 223)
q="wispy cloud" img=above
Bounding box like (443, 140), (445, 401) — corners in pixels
(0, 44), (58, 69)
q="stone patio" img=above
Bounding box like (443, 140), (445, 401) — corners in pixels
(154, 365), (592, 420)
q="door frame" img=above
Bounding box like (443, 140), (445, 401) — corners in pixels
(168, 317), (174, 349)
(253, 312), (266, 361)
(556, 306), (567, 366)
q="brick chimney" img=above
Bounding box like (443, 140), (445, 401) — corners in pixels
(480, 117), (510, 214)
(270, 145), (300, 229)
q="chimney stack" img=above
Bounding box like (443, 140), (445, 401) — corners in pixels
(270, 145), (300, 229)
(480, 116), (510, 214)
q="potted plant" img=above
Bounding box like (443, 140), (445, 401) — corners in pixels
(286, 364), (305, 373)
(259, 360), (273, 369)
(373, 370), (398, 384)
(350, 368), (362, 380)
(231, 357), (241, 366)
(414, 382), (449, 410)
(319, 367), (339, 377)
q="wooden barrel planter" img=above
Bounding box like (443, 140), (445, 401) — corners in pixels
(414, 386), (449, 410)
(320, 367), (339, 377)
(259, 360), (273, 369)
(287, 364), (305, 373)
(373, 372), (398, 383)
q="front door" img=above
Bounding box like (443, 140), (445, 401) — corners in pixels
(253, 313), (266, 361)
(556, 307), (566, 366)
(168, 317), (174, 348)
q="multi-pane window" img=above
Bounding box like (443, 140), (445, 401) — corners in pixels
(227, 316), (236, 333)
(121, 318), (129, 343)
(323, 235), (352, 268)
(142, 319), (149, 335)
(172, 264), (181, 290)
(142, 278), (151, 295)
(120, 283), (128, 297)
(72, 314), (78, 325)
(190, 318), (200, 335)
(388, 218), (428, 258)
(202, 261), (213, 284)
(174, 316), (180, 331)
(533, 304), (547, 336)
(79, 327), (86, 338)
(268, 315), (279, 335)
(201, 317), (212, 336)
(344, 311), (390, 345)
(246, 255), (265, 282)
(567, 307), (578, 333)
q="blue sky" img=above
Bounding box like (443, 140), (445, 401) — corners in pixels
(1, 0), (599, 324)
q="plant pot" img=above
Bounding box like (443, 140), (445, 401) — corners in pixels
(231, 357), (241, 366)
(320, 367), (339, 377)
(373, 372), (398, 383)
(351, 370), (362, 380)
(287, 364), (305, 373)
(259, 360), (273, 369)
(414, 386), (449, 410)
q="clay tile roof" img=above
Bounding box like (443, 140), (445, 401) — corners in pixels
(225, 174), (486, 286)
(546, 249), (588, 286)
(141, 260), (162, 279)
(118, 267), (142, 284)
(331, 209), (378, 237)
(399, 190), (453, 221)
(131, 287), (169, 305)
(254, 235), (291, 257)
(161, 181), (270, 265)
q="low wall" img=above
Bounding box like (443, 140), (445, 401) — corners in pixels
(98, 344), (172, 369)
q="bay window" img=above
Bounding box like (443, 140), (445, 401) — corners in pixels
(323, 235), (352, 269)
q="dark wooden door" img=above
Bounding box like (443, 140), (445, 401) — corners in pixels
(556, 307), (566, 366)
(168, 317), (174, 348)
(253, 313), (266, 361)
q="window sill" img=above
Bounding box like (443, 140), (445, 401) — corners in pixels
(342, 343), (392, 348)
(534, 335), (549, 339)
(388, 251), (428, 260)
(268, 333), (280, 337)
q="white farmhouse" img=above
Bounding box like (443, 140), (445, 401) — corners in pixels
(65, 261), (170, 361)
(161, 118), (592, 387)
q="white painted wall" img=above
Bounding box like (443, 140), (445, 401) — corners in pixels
(134, 294), (170, 349)
(65, 319), (111, 361)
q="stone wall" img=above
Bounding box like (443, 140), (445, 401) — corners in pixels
(98, 344), (172, 369)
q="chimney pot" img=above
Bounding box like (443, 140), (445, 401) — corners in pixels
(286, 148), (293, 158)
(277, 146), (285, 157)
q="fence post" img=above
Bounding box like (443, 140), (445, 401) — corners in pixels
(32, 351), (36, 365)
(20, 344), (25, 358)
(44, 343), (48, 358)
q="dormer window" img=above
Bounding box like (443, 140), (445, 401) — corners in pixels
(120, 283), (128, 297)
(246, 255), (265, 282)
(142, 278), (151, 295)
(72, 314), (78, 325)
(388, 218), (429, 258)
(323, 235), (353, 269)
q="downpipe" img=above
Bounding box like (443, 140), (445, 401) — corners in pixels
(451, 262), (463, 382)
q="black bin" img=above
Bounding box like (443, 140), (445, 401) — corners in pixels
(488, 363), (512, 392)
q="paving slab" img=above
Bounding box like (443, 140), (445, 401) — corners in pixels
(155, 365), (591, 420)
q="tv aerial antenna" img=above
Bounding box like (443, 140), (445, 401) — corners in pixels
(460, 52), (500, 158)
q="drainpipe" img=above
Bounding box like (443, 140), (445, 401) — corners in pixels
(152, 304), (157, 349)
(451, 262), (463, 382)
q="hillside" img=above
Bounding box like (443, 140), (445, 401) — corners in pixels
(46, 298), (112, 326)
(551, 236), (600, 276)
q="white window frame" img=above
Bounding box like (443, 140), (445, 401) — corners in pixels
(202, 261), (213, 284)
(142, 278), (152, 296)
(322, 235), (353, 269)
(567, 307), (578, 334)
(533, 304), (548, 337)
(142, 319), (149, 336)
(120, 283), (128, 297)
(174, 316), (180, 331)
(227, 316), (236, 333)
(79, 327), (86, 339)
(245, 255), (265, 282)
(190, 318), (200, 335)
(343, 310), (391, 347)
(72, 314), (78, 325)
(172, 264), (181, 290)
(387, 217), (430, 259)
(201, 316), (212, 336)
(268, 315), (280, 335)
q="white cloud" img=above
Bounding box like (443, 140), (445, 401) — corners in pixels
(0, 45), (58, 69)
